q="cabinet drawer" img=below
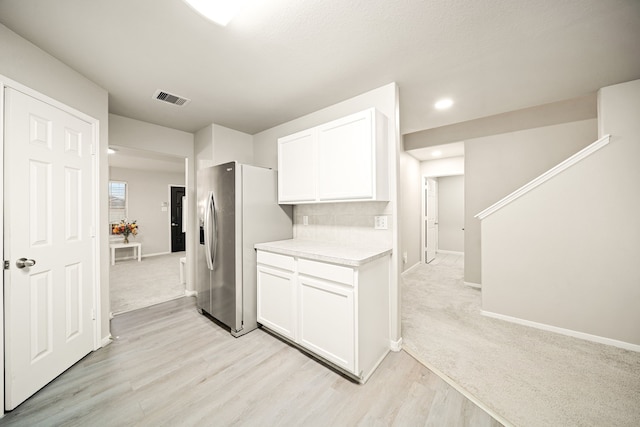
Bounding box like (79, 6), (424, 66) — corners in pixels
(298, 258), (354, 286)
(257, 251), (295, 271)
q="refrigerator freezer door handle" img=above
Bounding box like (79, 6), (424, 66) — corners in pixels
(204, 191), (215, 271)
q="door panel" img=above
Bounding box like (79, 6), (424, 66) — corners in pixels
(425, 178), (438, 263)
(170, 186), (186, 252)
(65, 167), (81, 241)
(30, 271), (53, 361)
(4, 88), (95, 410)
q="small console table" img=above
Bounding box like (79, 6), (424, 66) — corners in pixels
(110, 242), (142, 265)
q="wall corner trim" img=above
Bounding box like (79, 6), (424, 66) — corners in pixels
(390, 337), (403, 352)
(101, 335), (113, 348)
(475, 134), (611, 220)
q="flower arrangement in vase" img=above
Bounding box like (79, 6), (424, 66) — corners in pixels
(112, 220), (138, 244)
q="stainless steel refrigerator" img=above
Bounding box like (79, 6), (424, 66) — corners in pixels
(197, 161), (292, 337)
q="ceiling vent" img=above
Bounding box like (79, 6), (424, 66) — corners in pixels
(152, 89), (191, 106)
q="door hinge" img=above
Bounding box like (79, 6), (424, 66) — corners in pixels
(89, 226), (96, 238)
(91, 143), (96, 155)
(91, 309), (96, 320)
(3, 260), (10, 270)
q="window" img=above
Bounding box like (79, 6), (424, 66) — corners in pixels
(109, 181), (127, 232)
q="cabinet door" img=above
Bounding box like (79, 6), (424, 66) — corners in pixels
(298, 276), (355, 373)
(277, 129), (316, 203)
(317, 109), (373, 201)
(257, 265), (296, 340)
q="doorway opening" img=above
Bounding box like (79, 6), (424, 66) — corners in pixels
(422, 174), (464, 264)
(108, 146), (187, 314)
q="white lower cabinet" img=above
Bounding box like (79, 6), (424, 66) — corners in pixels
(298, 276), (355, 372)
(256, 252), (296, 340)
(256, 249), (390, 382)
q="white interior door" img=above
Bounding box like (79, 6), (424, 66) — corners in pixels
(425, 177), (438, 263)
(4, 88), (96, 410)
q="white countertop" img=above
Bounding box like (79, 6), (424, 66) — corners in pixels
(254, 239), (392, 267)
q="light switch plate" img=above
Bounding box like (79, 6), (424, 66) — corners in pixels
(374, 216), (388, 230)
(303, 215), (309, 226)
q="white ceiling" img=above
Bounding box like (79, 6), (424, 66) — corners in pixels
(0, 0), (639, 138)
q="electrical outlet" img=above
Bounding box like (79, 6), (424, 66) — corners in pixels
(403, 252), (408, 264)
(374, 216), (388, 230)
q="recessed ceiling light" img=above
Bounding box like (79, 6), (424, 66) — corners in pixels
(434, 98), (454, 110)
(432, 150), (442, 157)
(183, 0), (248, 26)
(108, 148), (116, 155)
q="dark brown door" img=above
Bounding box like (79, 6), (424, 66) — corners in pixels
(170, 186), (186, 252)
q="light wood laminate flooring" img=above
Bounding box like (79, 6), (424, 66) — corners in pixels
(2, 297), (501, 426)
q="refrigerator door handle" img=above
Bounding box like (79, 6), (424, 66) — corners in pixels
(211, 193), (218, 267)
(204, 191), (216, 271)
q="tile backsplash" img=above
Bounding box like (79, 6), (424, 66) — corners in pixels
(293, 201), (392, 247)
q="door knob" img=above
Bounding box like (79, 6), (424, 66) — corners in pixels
(172, 223), (178, 226)
(16, 258), (36, 269)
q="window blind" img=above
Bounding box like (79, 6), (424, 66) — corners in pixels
(108, 181), (127, 226)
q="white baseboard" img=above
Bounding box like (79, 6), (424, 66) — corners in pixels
(436, 250), (464, 256)
(402, 262), (422, 275)
(101, 334), (113, 347)
(390, 337), (403, 352)
(113, 255), (138, 262)
(464, 281), (481, 289)
(481, 310), (640, 353)
(113, 251), (171, 262)
(142, 251), (171, 258)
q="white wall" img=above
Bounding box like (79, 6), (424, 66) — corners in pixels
(109, 167), (185, 257)
(438, 175), (464, 253)
(195, 123), (253, 170)
(195, 124), (214, 170)
(480, 79), (640, 348)
(0, 24), (111, 352)
(109, 114), (196, 293)
(465, 119), (597, 285)
(421, 156), (464, 177)
(252, 83), (402, 345)
(213, 124), (253, 165)
(400, 151), (422, 271)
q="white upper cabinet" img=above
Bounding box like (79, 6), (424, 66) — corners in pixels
(277, 129), (316, 203)
(277, 108), (388, 204)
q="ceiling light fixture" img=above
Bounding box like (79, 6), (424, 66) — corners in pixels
(434, 98), (454, 110)
(432, 150), (442, 157)
(183, 0), (248, 26)
(108, 148), (116, 155)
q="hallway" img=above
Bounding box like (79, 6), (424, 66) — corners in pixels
(401, 254), (640, 426)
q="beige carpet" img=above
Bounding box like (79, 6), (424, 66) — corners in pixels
(110, 251), (186, 315)
(401, 256), (640, 427)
